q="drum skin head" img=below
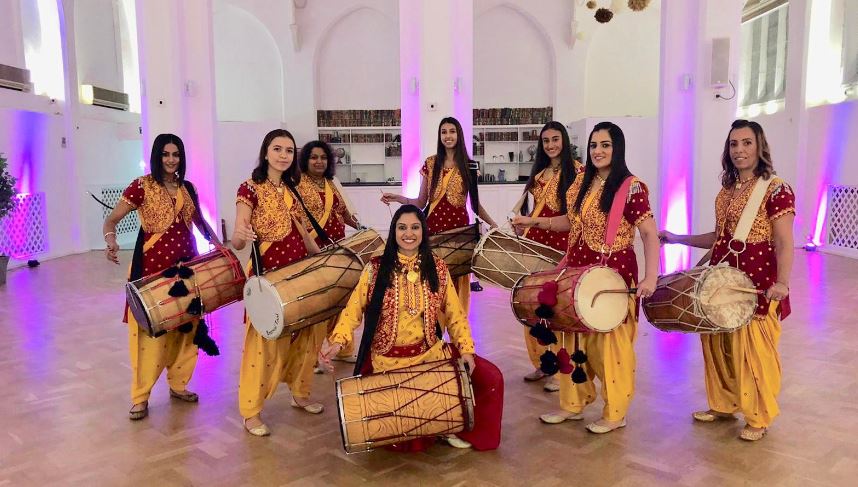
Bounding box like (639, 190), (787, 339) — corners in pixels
(125, 282), (155, 336)
(573, 266), (629, 332)
(244, 276), (285, 340)
(698, 266), (757, 330)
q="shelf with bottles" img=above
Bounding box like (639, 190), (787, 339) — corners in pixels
(318, 127), (402, 183)
(472, 124), (543, 164)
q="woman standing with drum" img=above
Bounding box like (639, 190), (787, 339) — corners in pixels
(232, 129), (325, 437)
(659, 120), (794, 441)
(516, 121), (580, 391)
(296, 140), (361, 363)
(381, 117), (498, 311)
(104, 133), (219, 421)
(320, 205), (503, 451)
(513, 121), (659, 433)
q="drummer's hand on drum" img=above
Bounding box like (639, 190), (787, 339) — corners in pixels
(765, 282), (789, 301)
(461, 353), (476, 375)
(319, 341), (344, 372)
(636, 275), (657, 299)
(233, 222), (257, 244)
(657, 230), (677, 245)
(380, 192), (405, 206)
(510, 215), (535, 229)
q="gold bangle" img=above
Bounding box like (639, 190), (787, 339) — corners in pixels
(104, 231), (116, 240)
(547, 218), (552, 231)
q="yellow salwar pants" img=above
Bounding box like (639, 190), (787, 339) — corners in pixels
(700, 300), (782, 428)
(555, 297), (638, 422)
(127, 315), (199, 404)
(238, 320), (327, 418)
(524, 329), (548, 369)
(454, 275), (470, 311)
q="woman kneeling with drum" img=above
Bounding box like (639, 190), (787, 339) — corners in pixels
(513, 122), (660, 434)
(321, 205), (504, 451)
(233, 129), (325, 437)
(104, 134), (222, 421)
(659, 120), (794, 441)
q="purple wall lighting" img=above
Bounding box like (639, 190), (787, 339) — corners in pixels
(810, 103), (852, 246)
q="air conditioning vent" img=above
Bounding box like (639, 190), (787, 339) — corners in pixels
(80, 84), (130, 111)
(0, 64), (33, 92)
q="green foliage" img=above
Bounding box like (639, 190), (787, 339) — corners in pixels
(0, 153), (18, 220)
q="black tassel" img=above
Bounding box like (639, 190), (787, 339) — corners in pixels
(186, 297), (203, 316)
(168, 280), (190, 297)
(177, 266), (194, 279)
(529, 323), (557, 346)
(177, 323), (193, 333)
(176, 256), (192, 264)
(435, 323), (443, 341)
(193, 320), (220, 356)
(535, 304), (555, 319)
(161, 266), (179, 278)
(571, 366), (588, 384)
(539, 350), (559, 375)
(571, 349), (588, 364)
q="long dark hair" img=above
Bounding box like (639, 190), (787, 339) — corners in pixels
(573, 121), (633, 214)
(429, 117), (472, 200)
(298, 140), (336, 180)
(150, 133), (186, 185)
(251, 129), (300, 187)
(522, 121), (577, 215)
(720, 119), (775, 188)
(355, 205), (440, 374)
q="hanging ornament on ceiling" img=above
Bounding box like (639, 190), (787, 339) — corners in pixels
(628, 0), (651, 12)
(594, 8), (614, 23)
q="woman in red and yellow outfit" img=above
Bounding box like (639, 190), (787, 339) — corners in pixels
(104, 134), (217, 420)
(296, 140), (361, 363)
(516, 121), (580, 391)
(381, 117), (498, 311)
(232, 129), (325, 437)
(514, 122), (660, 434)
(660, 120), (794, 441)
(321, 205), (504, 451)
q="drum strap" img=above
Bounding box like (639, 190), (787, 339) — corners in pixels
(127, 185), (187, 280)
(604, 176), (635, 251)
(307, 180), (335, 240)
(246, 242), (272, 276)
(732, 176), (771, 244)
(287, 182), (332, 245)
(522, 169), (560, 238)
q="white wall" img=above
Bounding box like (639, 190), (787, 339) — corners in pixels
(315, 7), (399, 110)
(0, 0), (25, 68)
(74, 0), (124, 91)
(474, 4), (553, 108)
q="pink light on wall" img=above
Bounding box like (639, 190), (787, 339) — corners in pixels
(809, 102), (852, 246)
(662, 188), (690, 273)
(399, 3), (423, 199)
(812, 191), (828, 246)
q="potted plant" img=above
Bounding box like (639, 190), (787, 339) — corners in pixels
(0, 153), (18, 285)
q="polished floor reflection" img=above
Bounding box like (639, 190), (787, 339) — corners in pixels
(0, 250), (855, 486)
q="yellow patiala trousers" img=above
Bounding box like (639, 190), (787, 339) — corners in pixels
(454, 275), (470, 312)
(127, 315), (199, 404)
(700, 300), (782, 428)
(525, 329), (548, 369)
(556, 297), (638, 422)
(238, 320), (327, 418)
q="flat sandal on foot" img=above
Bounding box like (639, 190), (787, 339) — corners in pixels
(290, 398), (324, 414)
(244, 418), (271, 437)
(586, 418), (626, 434)
(739, 427), (767, 441)
(524, 370), (547, 382)
(692, 410), (735, 422)
(169, 389), (199, 402)
(539, 411), (584, 424)
(129, 402), (148, 421)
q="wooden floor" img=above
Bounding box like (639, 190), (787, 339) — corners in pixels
(1, 249), (857, 486)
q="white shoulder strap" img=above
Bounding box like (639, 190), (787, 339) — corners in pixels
(732, 176), (772, 243)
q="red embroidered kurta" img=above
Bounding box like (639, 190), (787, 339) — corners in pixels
(526, 170), (569, 252)
(236, 179), (308, 275)
(296, 177), (348, 247)
(421, 156), (470, 235)
(121, 175), (198, 322)
(709, 176), (795, 319)
(564, 176), (653, 288)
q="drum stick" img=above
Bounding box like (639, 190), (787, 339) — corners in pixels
(379, 189), (393, 218)
(590, 288), (637, 307)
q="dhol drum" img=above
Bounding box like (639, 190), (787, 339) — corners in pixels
(243, 246), (365, 340)
(126, 246), (246, 337)
(336, 358), (475, 453)
(472, 228), (564, 290)
(326, 228), (384, 266)
(642, 265), (758, 333)
(511, 265), (630, 333)
(428, 224), (480, 278)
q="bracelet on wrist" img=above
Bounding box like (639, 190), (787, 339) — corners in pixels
(104, 231), (116, 240)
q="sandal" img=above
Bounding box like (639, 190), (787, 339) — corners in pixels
(586, 418), (626, 434)
(169, 389), (199, 403)
(692, 410), (735, 422)
(524, 369), (547, 382)
(129, 401), (148, 421)
(291, 397), (324, 414)
(539, 411), (584, 424)
(739, 426), (768, 441)
(244, 416), (271, 437)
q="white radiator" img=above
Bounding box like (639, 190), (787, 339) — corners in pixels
(825, 185), (858, 258)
